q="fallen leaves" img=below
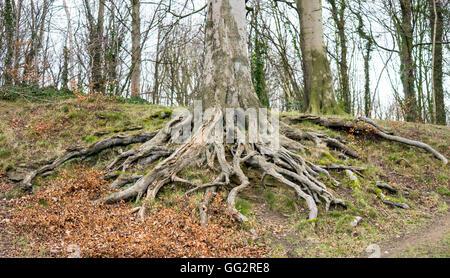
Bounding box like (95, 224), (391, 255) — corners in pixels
(6, 167), (266, 257)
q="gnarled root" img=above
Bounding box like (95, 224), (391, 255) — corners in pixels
(22, 108), (368, 226)
(21, 131), (158, 191)
(285, 115), (448, 165)
(94, 109), (353, 225)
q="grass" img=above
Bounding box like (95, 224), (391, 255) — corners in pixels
(0, 87), (449, 258)
(393, 233), (450, 258)
(436, 186), (450, 197)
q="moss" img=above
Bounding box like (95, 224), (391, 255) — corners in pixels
(236, 198), (252, 216)
(318, 159), (331, 166)
(38, 199), (48, 207)
(335, 215), (354, 234)
(133, 172), (148, 176)
(436, 186), (450, 197)
(81, 135), (98, 144)
(437, 173), (449, 184)
(0, 149), (12, 158)
(321, 152), (338, 163)
(67, 110), (88, 119)
(348, 179), (361, 190)
(368, 208), (377, 218)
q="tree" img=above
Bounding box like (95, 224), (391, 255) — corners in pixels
(21, 0), (448, 229)
(22, 0), (50, 86)
(130, 0), (141, 97)
(250, 0), (270, 108)
(429, 0), (446, 125)
(62, 0), (74, 89)
(85, 0), (105, 93)
(328, 0), (351, 114)
(392, 0), (419, 122)
(296, 0), (341, 114)
(350, 0), (373, 117)
(2, 0), (15, 86)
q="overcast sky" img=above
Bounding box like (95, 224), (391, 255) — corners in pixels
(47, 0), (448, 118)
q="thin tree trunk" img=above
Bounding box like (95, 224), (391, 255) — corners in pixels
(130, 0), (141, 97)
(91, 0), (105, 93)
(429, 0), (446, 125)
(3, 0), (15, 85)
(62, 0), (74, 89)
(328, 0), (351, 114)
(398, 0), (418, 122)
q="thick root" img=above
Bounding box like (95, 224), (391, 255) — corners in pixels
(21, 131), (158, 190)
(285, 115), (448, 165)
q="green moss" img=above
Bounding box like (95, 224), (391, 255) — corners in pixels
(95, 111), (125, 121)
(236, 198), (252, 216)
(436, 186), (450, 197)
(335, 215), (354, 234)
(321, 152), (338, 163)
(0, 149), (12, 158)
(81, 135), (98, 144)
(348, 179), (361, 190)
(67, 110), (88, 119)
(437, 173), (449, 184)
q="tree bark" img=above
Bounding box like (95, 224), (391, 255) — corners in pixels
(429, 0), (446, 125)
(2, 0), (15, 86)
(130, 0), (141, 97)
(397, 0), (418, 122)
(201, 0), (260, 110)
(62, 0), (74, 89)
(296, 0), (340, 115)
(89, 0), (105, 93)
(328, 0), (351, 114)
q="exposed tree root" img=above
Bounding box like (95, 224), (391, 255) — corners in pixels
(21, 131), (158, 191)
(91, 109), (354, 224)
(24, 111), (427, 226)
(285, 115), (448, 164)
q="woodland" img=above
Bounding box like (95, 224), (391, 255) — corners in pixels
(0, 0), (449, 258)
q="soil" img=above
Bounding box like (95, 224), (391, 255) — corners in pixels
(380, 198), (450, 258)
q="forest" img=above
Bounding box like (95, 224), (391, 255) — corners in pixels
(0, 0), (449, 260)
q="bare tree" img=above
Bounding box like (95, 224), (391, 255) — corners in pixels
(296, 0), (341, 114)
(130, 0), (141, 97)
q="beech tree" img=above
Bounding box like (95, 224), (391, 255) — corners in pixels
(296, 0), (341, 114)
(21, 0), (448, 227)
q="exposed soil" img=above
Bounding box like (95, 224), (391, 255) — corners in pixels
(380, 199), (450, 258)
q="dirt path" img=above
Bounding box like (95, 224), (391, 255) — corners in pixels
(380, 209), (450, 258)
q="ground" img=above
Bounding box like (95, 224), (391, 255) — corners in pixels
(0, 88), (448, 257)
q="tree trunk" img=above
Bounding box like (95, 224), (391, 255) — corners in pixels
(130, 0), (141, 97)
(429, 0), (446, 125)
(201, 0), (260, 110)
(2, 0), (14, 86)
(22, 0), (49, 86)
(296, 0), (340, 115)
(397, 0), (418, 122)
(328, 0), (351, 114)
(152, 23), (162, 105)
(62, 0), (74, 89)
(250, 1), (270, 108)
(90, 0), (105, 93)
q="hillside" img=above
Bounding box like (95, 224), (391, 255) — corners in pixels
(0, 91), (449, 258)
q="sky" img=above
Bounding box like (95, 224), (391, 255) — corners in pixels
(46, 0), (448, 120)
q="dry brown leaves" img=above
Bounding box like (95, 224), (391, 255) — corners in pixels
(6, 167), (266, 258)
